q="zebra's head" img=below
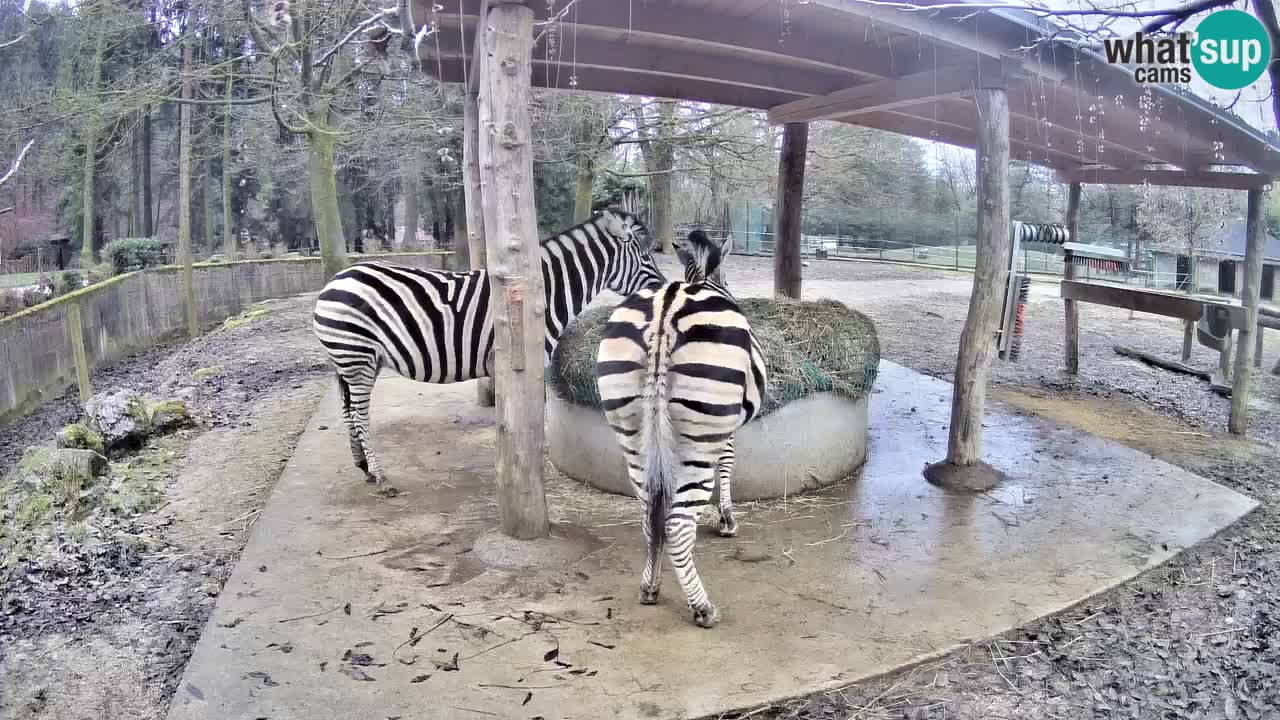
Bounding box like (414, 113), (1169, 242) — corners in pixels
(594, 208), (666, 295)
(677, 229), (732, 287)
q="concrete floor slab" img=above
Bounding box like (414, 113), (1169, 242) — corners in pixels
(167, 362), (1257, 720)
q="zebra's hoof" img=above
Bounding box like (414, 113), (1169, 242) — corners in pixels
(363, 473), (377, 484)
(638, 587), (659, 605)
(692, 605), (720, 628)
(717, 518), (738, 537)
(373, 484), (401, 498)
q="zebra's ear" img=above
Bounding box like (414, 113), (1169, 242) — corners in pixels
(598, 209), (627, 239)
(719, 234), (735, 259)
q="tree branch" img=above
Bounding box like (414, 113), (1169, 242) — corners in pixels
(0, 139), (34, 189)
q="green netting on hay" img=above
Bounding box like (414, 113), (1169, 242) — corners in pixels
(547, 297), (881, 417)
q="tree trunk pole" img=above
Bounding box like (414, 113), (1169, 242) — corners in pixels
(773, 122), (808, 299)
(223, 69), (236, 258)
(178, 40), (198, 339)
(945, 88), (1010, 467)
(141, 107), (154, 238)
(464, 90), (496, 407)
(81, 20), (106, 264)
(403, 155), (420, 250)
(1063, 182), (1081, 374)
(478, 2), (548, 540)
(1229, 187), (1267, 435)
(308, 123), (348, 278)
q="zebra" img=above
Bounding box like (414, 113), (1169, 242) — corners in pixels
(595, 229), (766, 628)
(312, 209), (665, 494)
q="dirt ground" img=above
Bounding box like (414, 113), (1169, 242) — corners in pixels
(717, 257), (1280, 720)
(0, 295), (332, 720)
(2, 256), (1278, 719)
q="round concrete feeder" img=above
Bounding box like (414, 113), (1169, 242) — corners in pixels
(547, 390), (869, 501)
(546, 297), (879, 501)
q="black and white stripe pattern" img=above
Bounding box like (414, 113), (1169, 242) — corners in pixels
(313, 209), (665, 491)
(595, 230), (766, 628)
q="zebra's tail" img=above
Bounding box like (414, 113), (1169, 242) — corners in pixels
(642, 331), (679, 567)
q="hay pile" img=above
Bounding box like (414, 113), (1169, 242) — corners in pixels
(547, 297), (880, 417)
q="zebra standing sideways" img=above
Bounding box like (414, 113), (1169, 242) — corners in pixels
(312, 209), (665, 493)
(595, 230), (766, 628)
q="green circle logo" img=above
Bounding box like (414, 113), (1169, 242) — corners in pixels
(1192, 9), (1271, 90)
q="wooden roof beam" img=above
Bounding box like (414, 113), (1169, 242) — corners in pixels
(1055, 168), (1273, 190)
(428, 0), (901, 82)
(428, 18), (859, 98)
(805, 0), (1067, 83)
(768, 58), (1027, 124)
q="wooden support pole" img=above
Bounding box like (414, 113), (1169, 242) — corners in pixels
(1182, 320), (1195, 361)
(1229, 186), (1267, 435)
(66, 301), (92, 404)
(773, 122), (808, 299)
(945, 88), (1010, 467)
(1063, 182), (1081, 375)
(463, 89), (495, 407)
(1255, 326), (1264, 368)
(478, 1), (548, 540)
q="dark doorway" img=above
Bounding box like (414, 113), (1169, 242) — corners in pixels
(1218, 260), (1237, 295)
(1176, 255), (1191, 290)
(1263, 264), (1275, 300)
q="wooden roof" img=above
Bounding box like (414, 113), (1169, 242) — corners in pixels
(416, 0), (1280, 181)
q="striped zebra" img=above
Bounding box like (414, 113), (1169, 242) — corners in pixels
(595, 229), (766, 628)
(313, 209), (664, 494)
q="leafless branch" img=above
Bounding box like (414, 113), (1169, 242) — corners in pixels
(0, 139), (34, 189)
(316, 7), (398, 66)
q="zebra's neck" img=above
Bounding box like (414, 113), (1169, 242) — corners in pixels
(538, 218), (622, 352)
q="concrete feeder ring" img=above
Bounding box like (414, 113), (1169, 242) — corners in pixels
(546, 297), (881, 501)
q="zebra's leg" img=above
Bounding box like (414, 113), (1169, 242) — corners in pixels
(624, 446), (662, 604)
(715, 436), (738, 537)
(665, 512), (718, 627)
(343, 364), (394, 495)
(336, 375), (366, 472)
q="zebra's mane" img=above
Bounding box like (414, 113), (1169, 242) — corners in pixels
(678, 230), (726, 284)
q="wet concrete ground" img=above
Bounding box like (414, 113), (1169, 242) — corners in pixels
(166, 361), (1255, 720)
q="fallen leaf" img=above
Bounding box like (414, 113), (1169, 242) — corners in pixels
(217, 617), (243, 628)
(340, 666), (376, 682)
(543, 647), (559, 662)
(410, 674), (431, 684)
(522, 691), (533, 706)
(343, 603), (352, 616)
(186, 684), (204, 700)
(588, 641), (615, 650)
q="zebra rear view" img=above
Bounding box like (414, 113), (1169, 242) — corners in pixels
(596, 230), (766, 628)
(312, 209), (664, 495)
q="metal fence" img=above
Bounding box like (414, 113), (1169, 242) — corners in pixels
(675, 225), (1195, 291)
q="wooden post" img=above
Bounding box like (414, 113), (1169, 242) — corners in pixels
(178, 39), (198, 339)
(464, 90), (495, 407)
(1063, 182), (1081, 374)
(478, 1), (549, 540)
(66, 301), (92, 404)
(1229, 186), (1267, 435)
(1255, 326), (1264, 368)
(773, 122), (808, 299)
(945, 88), (1010, 467)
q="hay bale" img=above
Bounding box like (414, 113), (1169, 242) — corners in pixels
(548, 297), (880, 417)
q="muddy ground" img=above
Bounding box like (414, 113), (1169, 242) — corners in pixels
(1, 256), (1278, 719)
(0, 296), (332, 720)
